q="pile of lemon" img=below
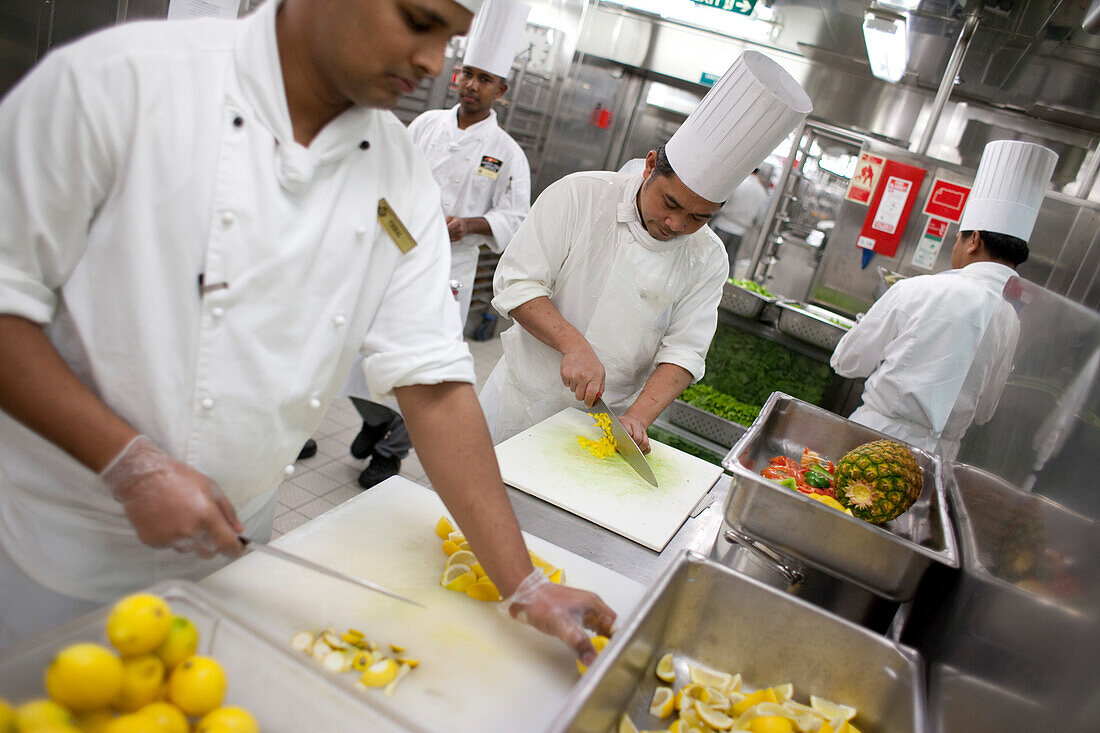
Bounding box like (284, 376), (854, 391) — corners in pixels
(434, 516), (564, 602)
(289, 627), (417, 697)
(0, 592), (258, 733)
(577, 413), (617, 459)
(619, 654), (863, 733)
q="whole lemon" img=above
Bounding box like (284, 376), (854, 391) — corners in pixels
(44, 643), (124, 712)
(73, 709), (115, 733)
(195, 706), (259, 733)
(102, 714), (154, 733)
(13, 699), (76, 729)
(167, 656), (226, 716)
(136, 702), (189, 733)
(106, 594), (173, 657)
(113, 654), (165, 713)
(154, 616), (199, 670)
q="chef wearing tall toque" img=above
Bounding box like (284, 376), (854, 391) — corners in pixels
(479, 51), (813, 445)
(832, 140), (1059, 459)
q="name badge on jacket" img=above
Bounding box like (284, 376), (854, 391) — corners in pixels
(377, 198), (417, 253)
(477, 156), (502, 180)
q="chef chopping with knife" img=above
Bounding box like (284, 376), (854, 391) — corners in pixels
(332, 0), (533, 491)
(0, 0), (614, 663)
(831, 140), (1057, 460)
(479, 51), (813, 447)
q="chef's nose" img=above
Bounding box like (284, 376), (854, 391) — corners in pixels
(413, 40), (446, 80)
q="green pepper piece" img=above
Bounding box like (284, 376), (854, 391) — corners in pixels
(802, 470), (830, 489)
(772, 477), (798, 490)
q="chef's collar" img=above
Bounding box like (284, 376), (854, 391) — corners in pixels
(616, 173), (688, 252)
(957, 260), (1017, 285)
(450, 104), (498, 134)
(234, 0), (374, 194)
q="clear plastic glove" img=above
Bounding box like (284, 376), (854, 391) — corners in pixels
(499, 568), (616, 665)
(560, 344), (606, 408)
(100, 435), (245, 559)
(617, 413), (651, 454)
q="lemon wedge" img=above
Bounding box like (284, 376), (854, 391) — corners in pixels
(359, 658), (399, 687)
(351, 650), (374, 671)
(441, 564), (477, 591)
(618, 713), (640, 733)
(731, 688), (778, 716)
(548, 568), (565, 584)
(435, 516), (454, 539)
(446, 550), (478, 569)
(771, 683), (794, 701)
(839, 722), (862, 733)
(695, 701), (734, 730)
(649, 687), (675, 719)
(688, 665), (734, 693)
(340, 629), (364, 645)
(810, 696), (857, 722)
(702, 687), (730, 711)
(447, 531), (466, 544)
(290, 630), (314, 653)
(383, 662), (413, 697)
(818, 723), (835, 733)
(465, 577), (501, 601)
(396, 656), (420, 668)
(745, 715), (794, 733)
(655, 652), (676, 683)
(471, 563), (487, 579)
(575, 635), (610, 674)
(528, 551), (555, 573)
(675, 683), (705, 711)
(441, 540), (462, 556)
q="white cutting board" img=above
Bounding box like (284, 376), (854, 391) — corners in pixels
(495, 408), (724, 551)
(201, 477), (645, 733)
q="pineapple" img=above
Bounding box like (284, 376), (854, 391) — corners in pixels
(834, 440), (922, 524)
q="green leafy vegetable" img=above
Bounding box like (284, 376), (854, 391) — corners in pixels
(728, 278), (774, 298)
(701, 324), (835, 406)
(680, 384), (761, 427)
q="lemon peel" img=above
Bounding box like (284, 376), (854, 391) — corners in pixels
(649, 687), (675, 719)
(655, 652), (676, 683)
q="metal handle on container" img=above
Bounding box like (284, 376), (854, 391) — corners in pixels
(724, 528), (805, 585)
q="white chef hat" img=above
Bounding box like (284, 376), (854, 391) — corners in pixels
(452, 0), (486, 13)
(665, 51), (812, 203)
(957, 140), (1057, 242)
(462, 0), (531, 79)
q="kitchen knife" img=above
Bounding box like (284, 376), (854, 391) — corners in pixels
(586, 398), (659, 488)
(238, 536), (424, 608)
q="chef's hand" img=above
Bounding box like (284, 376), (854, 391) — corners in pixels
(617, 412), (651, 454)
(100, 435), (245, 559)
(445, 216), (468, 242)
(560, 344), (606, 408)
(500, 568), (616, 665)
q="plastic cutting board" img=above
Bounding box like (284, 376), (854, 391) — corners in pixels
(495, 408), (725, 551)
(200, 477), (646, 733)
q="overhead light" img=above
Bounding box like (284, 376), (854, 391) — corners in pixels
(863, 9), (909, 83)
(878, 0), (922, 11)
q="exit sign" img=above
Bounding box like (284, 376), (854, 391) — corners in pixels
(692, 0), (758, 16)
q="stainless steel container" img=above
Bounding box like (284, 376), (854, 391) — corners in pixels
(549, 551), (926, 733)
(775, 301), (853, 351)
(666, 399), (749, 449)
(719, 280), (775, 319)
(721, 393), (959, 602)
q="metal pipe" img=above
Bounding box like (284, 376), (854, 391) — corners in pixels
(1078, 143), (1100, 200)
(914, 11), (980, 156)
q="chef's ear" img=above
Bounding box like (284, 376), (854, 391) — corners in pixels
(643, 150), (658, 179)
(969, 231), (985, 256)
(494, 79), (508, 100)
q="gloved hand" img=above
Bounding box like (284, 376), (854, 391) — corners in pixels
(499, 568), (616, 665)
(100, 435), (245, 559)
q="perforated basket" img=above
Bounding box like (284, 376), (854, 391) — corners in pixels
(775, 301), (852, 351)
(666, 399), (749, 449)
(719, 281), (774, 319)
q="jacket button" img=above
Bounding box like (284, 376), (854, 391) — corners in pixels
(333, 315), (347, 327)
(355, 227), (367, 240)
(284, 464), (296, 476)
(221, 211), (236, 227)
(201, 398), (215, 410)
(309, 398), (321, 409)
(211, 307), (225, 319)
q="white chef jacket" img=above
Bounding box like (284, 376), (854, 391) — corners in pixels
(407, 106), (530, 321)
(712, 175), (768, 237)
(0, 1), (472, 601)
(479, 170), (728, 443)
(831, 261), (1020, 459)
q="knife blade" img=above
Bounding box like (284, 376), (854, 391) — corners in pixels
(239, 536), (424, 608)
(586, 398), (659, 488)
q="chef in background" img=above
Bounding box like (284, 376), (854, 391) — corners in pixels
(711, 167), (770, 271)
(335, 0), (532, 490)
(479, 51), (812, 445)
(831, 141), (1057, 459)
(0, 0), (613, 661)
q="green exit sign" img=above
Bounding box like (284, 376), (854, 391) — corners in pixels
(692, 0), (758, 15)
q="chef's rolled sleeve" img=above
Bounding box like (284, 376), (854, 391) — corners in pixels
(491, 177), (574, 316)
(655, 236), (727, 382)
(361, 166), (476, 397)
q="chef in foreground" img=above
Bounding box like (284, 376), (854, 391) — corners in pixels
(831, 140), (1057, 459)
(479, 51), (812, 446)
(0, 0), (613, 661)
(338, 0), (533, 490)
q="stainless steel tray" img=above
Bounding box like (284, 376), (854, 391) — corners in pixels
(721, 393), (959, 602)
(666, 399), (749, 449)
(719, 280), (775, 319)
(775, 301), (854, 351)
(549, 551), (926, 733)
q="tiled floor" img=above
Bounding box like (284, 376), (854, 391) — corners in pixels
(272, 334), (504, 537)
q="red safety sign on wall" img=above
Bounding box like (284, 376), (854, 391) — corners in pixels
(922, 178), (971, 223)
(845, 152), (886, 205)
(855, 159), (927, 258)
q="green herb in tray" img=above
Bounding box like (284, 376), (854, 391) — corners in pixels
(728, 278), (774, 298)
(680, 384), (761, 427)
(702, 323), (834, 406)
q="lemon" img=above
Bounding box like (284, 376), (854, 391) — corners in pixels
(106, 594), (173, 657)
(527, 551), (554, 574)
(547, 568), (564, 584)
(747, 716), (794, 733)
(136, 702), (189, 733)
(470, 563), (487, 579)
(24, 725), (80, 733)
(696, 701), (733, 730)
(195, 707), (259, 733)
(435, 516), (454, 539)
(702, 688), (730, 711)
(655, 652), (675, 683)
(441, 564), (477, 591)
(44, 643), (125, 713)
(674, 683), (705, 711)
(688, 665), (733, 693)
(154, 616), (199, 671)
(167, 656), (226, 716)
(73, 709), (114, 733)
(395, 656), (420, 668)
(840, 722), (862, 733)
(358, 658), (399, 687)
(818, 723), (834, 733)
(351, 650), (375, 671)
(102, 714), (154, 733)
(113, 654), (165, 713)
(0, 698), (13, 733)
(575, 635), (610, 675)
(441, 540), (462, 556)
(14, 700), (76, 730)
(446, 550), (478, 569)
(464, 578), (500, 601)
(446, 531), (466, 544)
(770, 684), (793, 702)
(618, 713), (639, 733)
(732, 688), (778, 716)
(809, 696), (856, 723)
(649, 687), (674, 719)
(341, 629), (365, 645)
